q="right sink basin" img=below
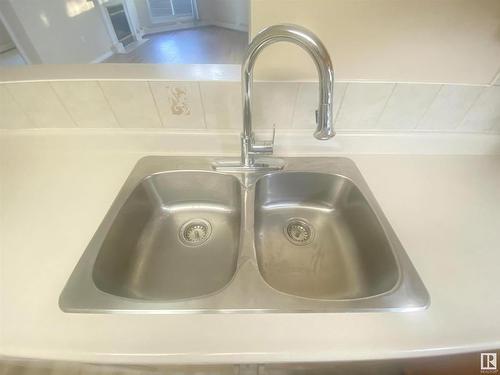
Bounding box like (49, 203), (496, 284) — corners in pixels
(254, 172), (399, 300)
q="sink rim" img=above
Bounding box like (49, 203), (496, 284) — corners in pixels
(59, 156), (430, 313)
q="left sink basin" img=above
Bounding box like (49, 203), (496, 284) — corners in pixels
(92, 171), (242, 301)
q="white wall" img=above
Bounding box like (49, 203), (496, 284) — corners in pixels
(197, 0), (249, 31)
(0, 19), (14, 52)
(0, 2), (41, 63)
(0, 0), (114, 64)
(250, 0), (500, 85)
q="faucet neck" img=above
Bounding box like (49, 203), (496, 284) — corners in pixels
(214, 24), (335, 172)
(241, 24), (335, 145)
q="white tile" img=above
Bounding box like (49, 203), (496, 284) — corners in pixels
(149, 81), (205, 129)
(335, 83), (395, 130)
(292, 82), (347, 129)
(98, 81), (162, 128)
(418, 85), (483, 130)
(459, 86), (500, 132)
(200, 81), (241, 129)
(378, 84), (441, 130)
(0, 84), (33, 129)
(50, 81), (119, 128)
(252, 82), (299, 129)
(5, 82), (75, 128)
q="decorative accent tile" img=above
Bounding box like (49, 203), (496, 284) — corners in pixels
(335, 83), (395, 130)
(0, 84), (32, 129)
(98, 81), (162, 128)
(252, 82), (299, 129)
(51, 81), (119, 128)
(377, 84), (441, 129)
(5, 82), (75, 128)
(418, 85), (483, 130)
(459, 86), (500, 132)
(292, 82), (347, 129)
(149, 81), (205, 129)
(200, 81), (242, 129)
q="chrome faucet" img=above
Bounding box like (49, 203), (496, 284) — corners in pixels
(215, 24), (335, 172)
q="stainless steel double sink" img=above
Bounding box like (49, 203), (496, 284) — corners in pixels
(60, 156), (429, 313)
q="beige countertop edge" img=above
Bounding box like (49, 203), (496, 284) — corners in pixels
(1, 65), (491, 86)
(0, 64), (241, 83)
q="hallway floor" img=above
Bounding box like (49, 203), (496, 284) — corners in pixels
(104, 26), (248, 64)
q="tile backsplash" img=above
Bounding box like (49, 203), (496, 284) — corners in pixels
(1, 80), (499, 133)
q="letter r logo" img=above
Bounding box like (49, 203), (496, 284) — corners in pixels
(481, 353), (497, 371)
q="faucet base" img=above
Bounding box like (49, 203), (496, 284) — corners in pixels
(212, 158), (285, 173)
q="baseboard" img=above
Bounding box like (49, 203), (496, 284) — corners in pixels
(143, 20), (209, 36)
(210, 21), (248, 32)
(141, 20), (248, 36)
(90, 50), (114, 64)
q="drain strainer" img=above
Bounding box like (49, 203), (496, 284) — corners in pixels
(179, 219), (212, 247)
(284, 218), (314, 246)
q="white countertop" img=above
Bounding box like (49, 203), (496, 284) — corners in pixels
(1, 130), (499, 364)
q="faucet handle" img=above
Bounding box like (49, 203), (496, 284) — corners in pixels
(250, 125), (275, 155)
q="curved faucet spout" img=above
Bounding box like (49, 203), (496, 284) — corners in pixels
(242, 24), (335, 149)
(214, 24), (335, 171)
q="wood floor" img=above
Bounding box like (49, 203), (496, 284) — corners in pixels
(104, 26), (248, 64)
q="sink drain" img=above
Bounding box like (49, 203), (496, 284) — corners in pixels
(284, 218), (314, 246)
(179, 219), (212, 247)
